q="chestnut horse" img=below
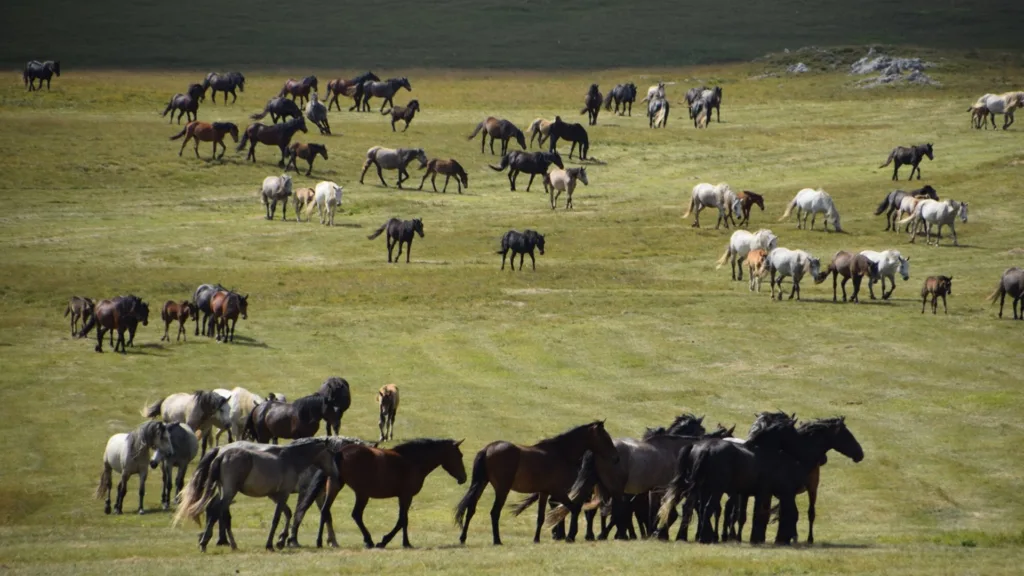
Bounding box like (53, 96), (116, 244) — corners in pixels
(160, 300), (194, 342)
(922, 276), (952, 314)
(81, 295), (150, 353)
(210, 290), (247, 343)
(279, 76), (318, 106)
(815, 251), (879, 303)
(468, 117), (527, 156)
(169, 121), (238, 159)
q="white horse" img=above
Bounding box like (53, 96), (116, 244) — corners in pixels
(213, 387), (286, 445)
(894, 195), (928, 234)
(305, 181), (343, 225)
(682, 182), (737, 229)
(860, 250), (910, 300)
(779, 188), (842, 232)
(641, 82), (666, 103)
(767, 247), (822, 301)
(142, 391), (230, 456)
(260, 174), (293, 221)
(150, 422), (199, 510)
(897, 198), (969, 246)
(95, 421), (173, 515)
(715, 228), (779, 280)
(971, 92), (1024, 130)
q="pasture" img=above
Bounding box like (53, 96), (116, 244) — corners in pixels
(0, 54), (1023, 574)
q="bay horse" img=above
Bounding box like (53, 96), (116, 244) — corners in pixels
(879, 143), (934, 180)
(210, 290), (248, 343)
(382, 99), (419, 131)
(359, 146), (428, 188)
(815, 251), (879, 303)
(468, 117), (527, 155)
(526, 118), (553, 148)
(279, 75), (318, 106)
(377, 384), (400, 442)
(24, 60), (60, 91)
(238, 116), (308, 166)
(324, 71), (379, 111)
(81, 295), (150, 353)
(987, 267), (1024, 319)
(201, 72), (245, 104)
(418, 158), (469, 194)
(547, 116), (590, 160)
(498, 229), (545, 271)
(169, 121), (238, 159)
(95, 421), (173, 515)
(244, 393), (333, 444)
(286, 142), (328, 176)
(581, 84), (602, 125)
(64, 296), (95, 337)
(161, 84), (205, 124)
(192, 283), (225, 336)
(358, 77), (412, 112)
(490, 150), (564, 192)
(544, 167), (588, 210)
(250, 97), (302, 123)
(603, 82), (637, 116)
(731, 190), (765, 228)
(455, 421), (619, 545)
(922, 276), (953, 314)
(367, 218), (424, 263)
(873, 185), (939, 231)
(160, 300), (194, 342)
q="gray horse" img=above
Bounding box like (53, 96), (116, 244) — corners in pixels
(304, 92), (330, 135)
(873, 185), (938, 231)
(359, 146), (427, 188)
(150, 422), (199, 510)
(648, 96), (669, 128)
(96, 421), (174, 515)
(987, 267), (1024, 319)
(260, 174), (293, 220)
(358, 77), (412, 112)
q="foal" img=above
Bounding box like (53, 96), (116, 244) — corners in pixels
(64, 296), (95, 337)
(745, 249), (769, 292)
(922, 276), (953, 314)
(382, 100), (419, 132)
(377, 384), (400, 442)
(293, 187), (315, 222)
(418, 158), (469, 194)
(161, 300), (194, 342)
(286, 142), (328, 176)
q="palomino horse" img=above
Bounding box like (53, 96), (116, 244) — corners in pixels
(897, 198), (968, 246)
(714, 228), (779, 281)
(306, 181), (343, 226)
(498, 229), (545, 271)
(24, 60), (60, 91)
(286, 143), (328, 176)
(987, 267), (1024, 319)
(358, 77), (412, 112)
(603, 83), (638, 116)
(860, 250), (910, 300)
(279, 76), (318, 106)
(169, 121), (238, 159)
(304, 92), (330, 135)
(202, 72), (245, 104)
(922, 276), (953, 314)
(162, 84), (205, 124)
(238, 117), (308, 166)
(879, 143), (934, 180)
(647, 96), (669, 128)
(745, 249), (770, 292)
(96, 421), (173, 515)
(581, 84), (602, 125)
(455, 421), (619, 545)
(768, 248), (822, 301)
(64, 296), (95, 337)
(377, 384), (400, 442)
(815, 251), (879, 303)
(526, 118), (553, 148)
(245, 393), (333, 444)
(640, 82), (665, 103)
(971, 92), (1024, 130)
(544, 167), (588, 210)
(731, 190), (765, 228)
(547, 116), (590, 160)
(779, 188), (842, 232)
(873, 185), (938, 231)
(383, 99), (419, 131)
(80, 295), (150, 353)
(210, 290), (248, 343)
(367, 218), (424, 263)
(359, 146), (428, 188)
(418, 158), (469, 194)
(293, 187), (315, 222)
(160, 300), (194, 342)
(468, 117), (527, 155)
(490, 151), (564, 191)
(250, 97), (302, 123)
(143, 390), (230, 456)
(683, 182), (737, 229)
(324, 71), (379, 111)
(150, 422), (198, 510)
(259, 174), (293, 221)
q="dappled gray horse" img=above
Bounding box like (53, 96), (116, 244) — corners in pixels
(260, 174), (293, 220)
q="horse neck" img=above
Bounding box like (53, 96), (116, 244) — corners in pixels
(795, 426), (834, 464)
(394, 443), (447, 476)
(536, 428), (591, 460)
(284, 440), (329, 470)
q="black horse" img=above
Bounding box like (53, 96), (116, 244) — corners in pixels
(161, 84), (205, 124)
(202, 72), (245, 104)
(24, 60), (61, 91)
(548, 116), (590, 160)
(603, 83), (637, 116)
(498, 230), (546, 271)
(367, 218), (424, 263)
(317, 377), (352, 436)
(237, 116), (308, 166)
(490, 151), (564, 192)
(581, 84), (602, 125)
(250, 97), (303, 123)
(879, 143), (934, 181)
(873, 184), (939, 231)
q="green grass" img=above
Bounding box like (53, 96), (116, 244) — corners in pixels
(1, 52), (1023, 575)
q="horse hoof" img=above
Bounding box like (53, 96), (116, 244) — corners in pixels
(104, 506), (111, 515)
(375, 542), (387, 549)
(200, 545), (207, 553)
(138, 509), (146, 515)
(363, 541), (374, 549)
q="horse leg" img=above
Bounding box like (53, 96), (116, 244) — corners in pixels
(529, 251), (536, 271)
(348, 495), (375, 548)
(840, 276), (849, 302)
(376, 163), (387, 187)
(892, 161), (900, 181)
(488, 486), (510, 545)
(275, 501), (293, 549)
(942, 293), (947, 314)
(442, 174), (451, 193)
(531, 493), (549, 543)
(525, 173), (537, 192)
(114, 472), (128, 514)
(264, 500), (284, 551)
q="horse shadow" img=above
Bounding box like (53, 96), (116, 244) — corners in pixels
(223, 334), (269, 349)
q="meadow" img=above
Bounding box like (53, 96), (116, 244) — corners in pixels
(0, 49), (1023, 574)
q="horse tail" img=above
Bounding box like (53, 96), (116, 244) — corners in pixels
(543, 449), (598, 527)
(509, 493), (539, 517)
(655, 106), (667, 127)
(22, 66), (29, 86)
(250, 107), (269, 120)
(94, 463), (111, 499)
(874, 195), (891, 215)
(161, 98), (173, 117)
(467, 121), (485, 140)
(454, 450), (489, 528)
(169, 127), (188, 141)
(380, 108), (392, 116)
(64, 303), (71, 318)
(489, 154), (510, 172)
(295, 468), (329, 516)
(896, 203), (923, 225)
(579, 107), (589, 115)
(682, 196), (695, 218)
(141, 398), (163, 419)
(78, 313), (96, 337)
(986, 282), (1005, 304)
(656, 445), (696, 529)
(715, 245), (733, 269)
(235, 130), (250, 152)
(366, 223), (388, 240)
(603, 91), (614, 110)
(779, 196), (798, 221)
(173, 447), (221, 526)
(879, 149), (896, 168)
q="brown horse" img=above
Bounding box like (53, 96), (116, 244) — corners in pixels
(987, 267), (1024, 319)
(382, 100), (419, 132)
(455, 421), (619, 545)
(745, 249), (770, 292)
(64, 296), (95, 338)
(324, 71), (379, 111)
(377, 384), (400, 442)
(580, 84), (602, 125)
(285, 142), (328, 176)
(169, 121), (238, 159)
(733, 191), (765, 227)
(82, 295), (150, 354)
(237, 116), (308, 166)
(815, 251), (879, 303)
(279, 76), (318, 106)
(418, 158), (469, 194)
(293, 187), (315, 222)
(468, 117), (527, 156)
(210, 290), (248, 343)
(922, 276), (952, 314)
(161, 300), (194, 342)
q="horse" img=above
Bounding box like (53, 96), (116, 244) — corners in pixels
(893, 195), (931, 235)
(879, 143), (934, 181)
(324, 71), (379, 111)
(468, 117), (527, 156)
(318, 377), (352, 436)
(143, 390), (230, 456)
(382, 100), (419, 131)
(971, 92), (1024, 130)
(581, 84), (602, 125)
(640, 82), (665, 104)
(244, 393), (333, 444)
(161, 84), (205, 124)
(239, 117), (308, 166)
(418, 158), (469, 194)
(544, 167), (588, 210)
(696, 87), (723, 122)
(897, 198), (968, 246)
(210, 290), (248, 343)
(377, 384), (400, 442)
(259, 174), (294, 220)
(286, 143), (328, 176)
(526, 118), (553, 148)
(250, 97), (303, 124)
(647, 96), (669, 128)
(683, 85), (707, 112)
(150, 422), (199, 510)
(873, 185), (939, 231)
(969, 104), (991, 129)
(745, 249), (770, 292)
(860, 250), (910, 300)
(192, 284), (227, 336)
(306, 181), (343, 226)
(714, 229), (779, 281)
(691, 99), (710, 128)
(80, 295), (150, 353)
(768, 248), (822, 301)
(359, 77), (412, 112)
(922, 276), (953, 314)
(731, 191), (765, 228)
(455, 421), (619, 545)
(96, 421), (173, 515)
(359, 146), (428, 188)
(169, 121), (238, 159)
(603, 83), (637, 116)
(201, 72), (245, 104)
(779, 188), (842, 232)
(64, 296), (95, 337)
(293, 187), (315, 222)
(490, 151), (564, 192)
(279, 76), (318, 106)
(498, 230), (545, 271)
(24, 60), (61, 91)
(987, 267), (1024, 319)
(683, 182), (738, 229)
(815, 251), (879, 303)
(304, 92), (330, 135)
(175, 437), (341, 551)
(160, 300), (194, 342)
(547, 116), (590, 160)
(213, 387), (284, 445)
(367, 218), (424, 263)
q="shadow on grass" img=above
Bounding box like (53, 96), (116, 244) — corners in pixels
(220, 334), (270, 349)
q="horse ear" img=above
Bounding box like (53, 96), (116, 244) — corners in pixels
(454, 438), (464, 447)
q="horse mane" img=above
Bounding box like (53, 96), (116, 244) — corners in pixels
(293, 393), (326, 420)
(667, 412), (703, 434)
(535, 421), (603, 448)
(212, 122), (235, 131)
(746, 417), (795, 447)
(391, 437), (452, 454)
(796, 416), (846, 435)
(641, 427), (668, 441)
(747, 411), (793, 440)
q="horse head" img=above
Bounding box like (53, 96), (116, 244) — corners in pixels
(807, 256), (822, 280)
(442, 439), (468, 485)
(414, 149), (428, 168)
(958, 201), (969, 222)
(412, 218), (425, 237)
(548, 152), (564, 169)
(238, 294), (249, 319)
(142, 421), (174, 459)
(577, 167), (589, 186)
(399, 77), (412, 91)
(587, 421), (619, 464)
(136, 301), (150, 326)
(899, 256), (911, 281)
(924, 143), (934, 159)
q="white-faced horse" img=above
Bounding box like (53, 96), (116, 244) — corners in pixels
(897, 199), (968, 246)
(95, 421), (173, 515)
(767, 248), (822, 301)
(779, 188), (842, 232)
(307, 181), (343, 226)
(683, 182), (738, 229)
(715, 228), (779, 281)
(143, 391), (231, 456)
(260, 174), (293, 221)
(150, 422), (199, 510)
(972, 92), (1024, 130)
(860, 250), (910, 300)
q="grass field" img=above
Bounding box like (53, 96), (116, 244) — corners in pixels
(1, 50), (1023, 574)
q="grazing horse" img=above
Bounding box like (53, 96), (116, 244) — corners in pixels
(547, 116), (590, 160)
(498, 229), (545, 271)
(418, 158), (469, 194)
(161, 300), (194, 342)
(490, 150), (564, 191)
(768, 248), (822, 301)
(367, 218), (424, 263)
(359, 77), (412, 112)
(304, 93), (330, 135)
(581, 84), (602, 125)
(293, 187), (315, 222)
(239, 117), (308, 166)
(468, 117), (527, 156)
(780, 188), (842, 232)
(879, 143), (934, 180)
(641, 82), (666, 104)
(987, 267), (1024, 320)
(169, 121), (238, 159)
(544, 167), (588, 210)
(683, 182), (738, 229)
(286, 142), (328, 176)
(318, 376), (352, 436)
(971, 92), (1024, 130)
(382, 99), (419, 131)
(897, 198), (968, 246)
(279, 76), (318, 106)
(306, 181), (343, 226)
(922, 276), (953, 314)
(259, 174), (294, 220)
(250, 97), (303, 123)
(377, 384), (400, 442)
(860, 250), (910, 300)
(143, 390), (230, 456)
(359, 146), (428, 188)
(24, 60), (61, 91)
(731, 190), (765, 228)
(80, 295), (150, 353)
(210, 290), (248, 343)
(162, 84), (205, 124)
(150, 422), (199, 510)
(873, 185), (938, 231)
(201, 72), (245, 104)
(647, 96), (670, 128)
(526, 118), (553, 148)
(603, 82), (638, 116)
(245, 393), (332, 444)
(745, 249), (770, 292)
(324, 71), (379, 111)
(64, 296), (95, 337)
(715, 229), (779, 280)
(815, 251), (879, 303)
(96, 421), (173, 515)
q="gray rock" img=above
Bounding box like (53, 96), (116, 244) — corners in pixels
(787, 62), (809, 74)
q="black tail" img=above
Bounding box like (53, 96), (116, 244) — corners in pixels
(250, 107), (269, 120)
(489, 154), (511, 172)
(367, 223), (388, 240)
(509, 493), (540, 517)
(242, 406), (258, 440)
(454, 450), (488, 528)
(603, 91), (614, 110)
(161, 99), (173, 117)
(467, 121), (485, 140)
(567, 450), (598, 502)
(23, 67), (29, 86)
(235, 131), (250, 152)
(169, 127), (187, 140)
(879, 150), (896, 168)
(295, 468), (329, 516)
(78, 313), (96, 337)
(380, 108), (392, 116)
(874, 196), (891, 216)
